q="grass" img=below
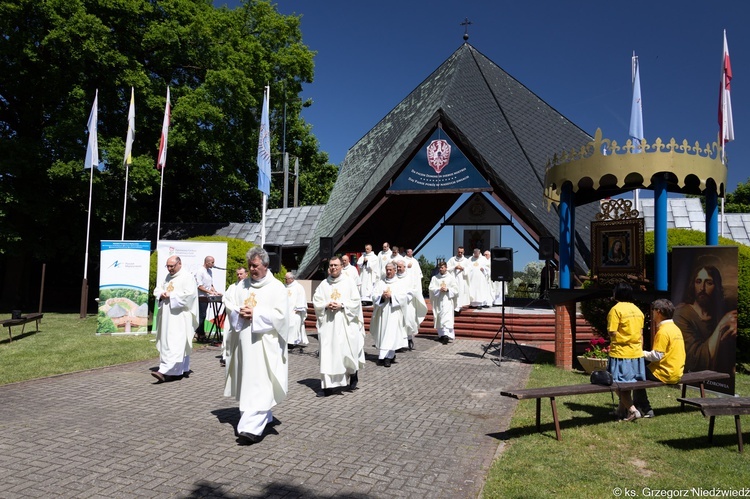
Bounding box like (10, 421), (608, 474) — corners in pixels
(482, 354), (749, 498)
(0, 313), (160, 385)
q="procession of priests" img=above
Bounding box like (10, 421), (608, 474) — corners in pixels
(150, 242), (522, 445)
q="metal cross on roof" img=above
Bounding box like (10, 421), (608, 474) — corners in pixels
(460, 18), (473, 42)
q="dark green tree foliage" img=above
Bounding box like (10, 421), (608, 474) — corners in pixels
(0, 0), (336, 308)
(724, 178), (750, 213)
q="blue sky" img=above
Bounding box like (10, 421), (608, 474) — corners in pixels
(217, 0), (749, 271)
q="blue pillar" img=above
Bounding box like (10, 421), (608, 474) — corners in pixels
(559, 184), (573, 289)
(706, 190), (719, 245)
(570, 200), (576, 282)
(654, 177), (668, 291)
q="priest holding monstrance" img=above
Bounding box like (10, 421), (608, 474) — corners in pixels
(151, 256), (199, 382)
(223, 247), (289, 444)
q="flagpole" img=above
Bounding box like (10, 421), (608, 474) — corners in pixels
(263, 85), (269, 247)
(157, 167), (165, 242)
(84, 163), (94, 280)
(81, 90), (98, 318)
(122, 165), (129, 241)
(261, 193), (267, 246)
(630, 51), (642, 209)
(81, 159), (94, 318)
(122, 87), (135, 240)
(155, 87), (170, 243)
(719, 29), (734, 238)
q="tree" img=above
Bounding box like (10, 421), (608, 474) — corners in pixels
(724, 178), (750, 213)
(0, 0), (337, 309)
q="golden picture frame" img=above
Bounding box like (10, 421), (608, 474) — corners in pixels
(590, 218), (644, 282)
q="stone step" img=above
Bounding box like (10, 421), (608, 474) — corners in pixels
(304, 302), (596, 351)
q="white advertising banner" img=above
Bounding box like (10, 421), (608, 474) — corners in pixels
(97, 240), (152, 334)
(154, 240), (228, 335)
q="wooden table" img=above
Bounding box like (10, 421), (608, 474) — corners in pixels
(677, 397), (750, 453)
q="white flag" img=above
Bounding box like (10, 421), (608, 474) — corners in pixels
(123, 87), (135, 166)
(84, 90), (99, 170)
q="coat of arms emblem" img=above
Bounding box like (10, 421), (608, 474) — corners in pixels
(426, 139), (451, 174)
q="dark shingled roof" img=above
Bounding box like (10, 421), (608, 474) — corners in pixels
(215, 206), (325, 247)
(297, 43), (601, 278)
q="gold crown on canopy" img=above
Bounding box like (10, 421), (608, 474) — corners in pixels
(544, 128), (727, 208)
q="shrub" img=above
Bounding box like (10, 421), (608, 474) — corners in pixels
(418, 255), (435, 297)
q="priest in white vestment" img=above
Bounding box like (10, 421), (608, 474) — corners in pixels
(221, 266), (248, 368)
(341, 254), (360, 286)
(403, 249), (423, 289)
(284, 272), (309, 347)
(341, 253), (366, 365)
(357, 244), (380, 304)
(429, 261), (459, 344)
(394, 258), (427, 350)
(447, 247), (470, 311)
(376, 242), (392, 278)
(370, 262), (412, 366)
(467, 248), (492, 308)
(388, 246), (402, 267)
(313, 256), (365, 395)
(152, 256), (199, 382)
(223, 247), (289, 444)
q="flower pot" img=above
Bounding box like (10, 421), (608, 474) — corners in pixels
(578, 356), (608, 374)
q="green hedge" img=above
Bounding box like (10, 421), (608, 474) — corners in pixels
(580, 228), (749, 362)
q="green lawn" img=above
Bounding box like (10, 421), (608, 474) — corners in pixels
(482, 355), (749, 498)
(0, 313), (159, 385)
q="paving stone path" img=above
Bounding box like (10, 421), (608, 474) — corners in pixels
(0, 335), (532, 498)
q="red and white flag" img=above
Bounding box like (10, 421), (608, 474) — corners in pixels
(156, 87), (170, 170)
(719, 30), (734, 146)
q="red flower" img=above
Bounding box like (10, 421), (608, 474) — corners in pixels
(582, 336), (610, 359)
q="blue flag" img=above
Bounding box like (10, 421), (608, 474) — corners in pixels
(257, 86), (271, 196)
(629, 53), (644, 152)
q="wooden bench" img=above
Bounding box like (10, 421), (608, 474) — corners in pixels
(677, 397), (750, 453)
(501, 370), (730, 441)
(1, 313), (44, 342)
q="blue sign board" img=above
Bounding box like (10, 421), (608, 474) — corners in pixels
(388, 129), (490, 193)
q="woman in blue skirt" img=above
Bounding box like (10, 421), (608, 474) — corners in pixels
(607, 282), (646, 421)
